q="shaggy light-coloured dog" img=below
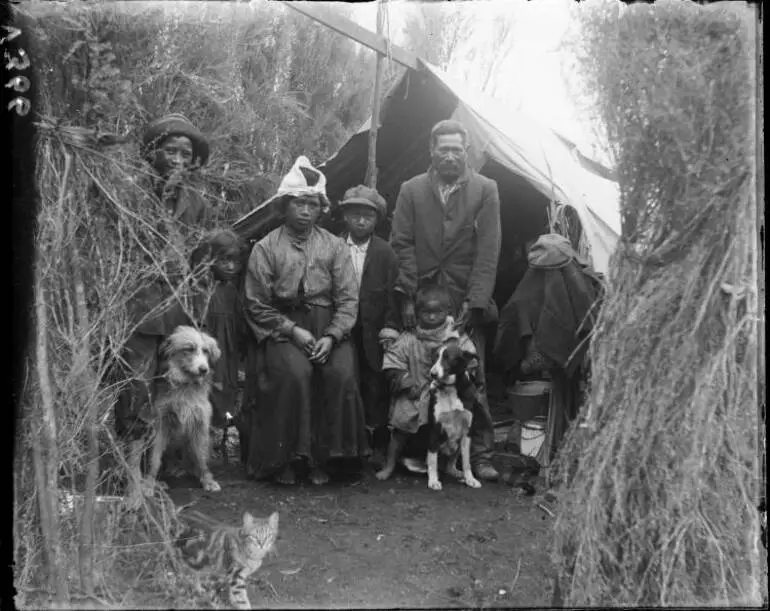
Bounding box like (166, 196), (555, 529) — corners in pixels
(127, 326), (222, 501)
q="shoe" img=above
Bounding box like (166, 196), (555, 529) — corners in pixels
(473, 462), (500, 481)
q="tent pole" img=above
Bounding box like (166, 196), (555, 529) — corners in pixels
(365, 0), (386, 189)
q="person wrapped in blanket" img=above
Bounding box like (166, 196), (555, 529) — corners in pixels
(375, 285), (483, 480)
(494, 233), (604, 465)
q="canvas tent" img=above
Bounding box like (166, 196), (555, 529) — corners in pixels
(233, 59), (621, 305)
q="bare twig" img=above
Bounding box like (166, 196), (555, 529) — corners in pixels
(60, 146), (101, 598)
(34, 255), (69, 603)
(35, 115), (134, 150)
(510, 557), (522, 594)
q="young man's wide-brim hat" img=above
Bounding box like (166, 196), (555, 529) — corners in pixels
(266, 156), (330, 213)
(339, 185), (387, 219)
(141, 113), (210, 167)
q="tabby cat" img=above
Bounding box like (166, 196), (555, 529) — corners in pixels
(174, 509), (279, 609)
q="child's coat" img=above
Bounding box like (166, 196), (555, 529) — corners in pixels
(350, 234), (400, 371)
(382, 317), (476, 434)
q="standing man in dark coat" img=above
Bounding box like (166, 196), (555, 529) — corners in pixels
(390, 119), (502, 481)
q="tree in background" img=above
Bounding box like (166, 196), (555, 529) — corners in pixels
(400, 0), (469, 70)
(398, 0), (516, 96)
(467, 14), (517, 96)
(27, 0), (376, 223)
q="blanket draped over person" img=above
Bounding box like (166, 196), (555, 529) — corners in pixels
(494, 233), (604, 463)
(494, 233), (604, 380)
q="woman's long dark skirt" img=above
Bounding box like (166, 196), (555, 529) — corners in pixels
(244, 305), (370, 479)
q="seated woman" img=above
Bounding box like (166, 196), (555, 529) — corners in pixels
(242, 156), (370, 485)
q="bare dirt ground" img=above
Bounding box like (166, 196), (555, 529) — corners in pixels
(134, 375), (560, 610)
(20, 375), (557, 609)
(156, 447), (557, 610)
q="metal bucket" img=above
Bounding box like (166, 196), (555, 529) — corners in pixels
(507, 380), (551, 422)
(520, 417), (547, 458)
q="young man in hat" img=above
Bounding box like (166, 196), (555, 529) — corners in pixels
(140, 112), (212, 232)
(390, 119), (502, 482)
(338, 185), (401, 465)
(242, 157), (370, 486)
(110, 114), (214, 493)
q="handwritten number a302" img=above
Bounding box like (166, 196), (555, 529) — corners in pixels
(0, 26), (22, 45)
(3, 24), (31, 116)
(5, 47), (30, 70)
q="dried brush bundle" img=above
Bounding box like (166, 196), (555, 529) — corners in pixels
(552, 1), (764, 606)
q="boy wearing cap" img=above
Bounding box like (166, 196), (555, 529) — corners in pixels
(338, 186), (401, 464)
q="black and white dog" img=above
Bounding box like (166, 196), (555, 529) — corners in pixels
(426, 339), (482, 491)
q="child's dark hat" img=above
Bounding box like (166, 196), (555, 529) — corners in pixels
(339, 185), (387, 218)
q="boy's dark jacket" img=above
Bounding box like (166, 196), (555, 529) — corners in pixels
(343, 233), (400, 372)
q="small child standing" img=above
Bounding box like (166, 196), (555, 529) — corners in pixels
(189, 230), (248, 433)
(375, 285), (478, 481)
(338, 185), (401, 464)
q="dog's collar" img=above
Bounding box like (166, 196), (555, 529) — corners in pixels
(431, 366), (470, 384)
(429, 379), (454, 391)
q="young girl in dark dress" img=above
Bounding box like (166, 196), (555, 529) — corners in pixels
(190, 230), (248, 434)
